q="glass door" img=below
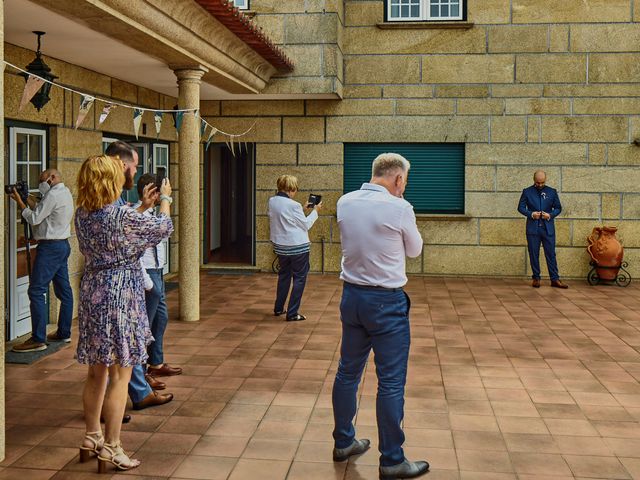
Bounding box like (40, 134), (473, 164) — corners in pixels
(8, 127), (47, 340)
(153, 144), (170, 275)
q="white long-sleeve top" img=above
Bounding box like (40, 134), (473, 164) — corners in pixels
(337, 183), (423, 289)
(268, 193), (318, 249)
(21, 183), (73, 240)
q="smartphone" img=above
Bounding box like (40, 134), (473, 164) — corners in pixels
(155, 167), (166, 191)
(307, 193), (322, 206)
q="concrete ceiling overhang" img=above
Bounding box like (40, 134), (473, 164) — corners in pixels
(4, 0), (289, 99)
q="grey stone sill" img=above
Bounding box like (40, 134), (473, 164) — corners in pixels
(377, 21), (474, 29)
(415, 214), (472, 221)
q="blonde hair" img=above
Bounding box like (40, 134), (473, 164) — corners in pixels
(372, 153), (410, 177)
(276, 174), (299, 192)
(77, 154), (124, 211)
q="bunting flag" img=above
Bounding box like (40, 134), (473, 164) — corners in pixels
(200, 118), (207, 138)
(99, 103), (114, 125)
(154, 111), (163, 138)
(174, 111), (184, 134)
(133, 108), (144, 140)
(75, 95), (95, 129)
(205, 127), (217, 151)
(19, 75), (45, 111)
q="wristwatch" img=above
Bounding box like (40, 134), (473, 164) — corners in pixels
(160, 194), (173, 205)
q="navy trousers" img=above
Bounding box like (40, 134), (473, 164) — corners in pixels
(332, 282), (411, 467)
(274, 252), (310, 317)
(28, 240), (73, 343)
(527, 228), (559, 280)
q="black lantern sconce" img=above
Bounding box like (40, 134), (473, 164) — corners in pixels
(20, 31), (58, 111)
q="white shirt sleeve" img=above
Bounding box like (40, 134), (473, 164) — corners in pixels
(291, 203), (318, 231)
(22, 193), (55, 226)
(401, 205), (423, 258)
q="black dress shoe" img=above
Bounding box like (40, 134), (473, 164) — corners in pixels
(274, 310), (286, 316)
(379, 459), (429, 479)
(333, 439), (370, 462)
(100, 414), (131, 424)
(286, 314), (306, 322)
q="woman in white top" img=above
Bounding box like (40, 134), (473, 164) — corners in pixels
(267, 175), (322, 321)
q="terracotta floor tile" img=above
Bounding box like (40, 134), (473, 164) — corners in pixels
(0, 468), (56, 480)
(137, 432), (200, 455)
(293, 441), (335, 463)
(10, 446), (78, 471)
(563, 455), (630, 479)
(171, 455), (237, 479)
(495, 416), (549, 434)
(544, 418), (600, 437)
(456, 449), (513, 473)
(452, 431), (507, 452)
(228, 458), (291, 480)
(286, 461), (346, 480)
(503, 433), (558, 453)
(509, 452), (572, 476)
(159, 416), (213, 434)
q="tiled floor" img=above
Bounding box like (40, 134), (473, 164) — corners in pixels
(3, 273), (640, 479)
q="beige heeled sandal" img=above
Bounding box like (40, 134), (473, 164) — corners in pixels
(97, 441), (140, 473)
(79, 431), (104, 463)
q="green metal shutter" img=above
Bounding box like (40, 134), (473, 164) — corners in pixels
(343, 143), (465, 214)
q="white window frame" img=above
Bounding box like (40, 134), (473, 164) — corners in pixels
(232, 0), (249, 10)
(387, 0), (464, 21)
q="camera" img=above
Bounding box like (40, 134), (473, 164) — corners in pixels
(5, 181), (29, 202)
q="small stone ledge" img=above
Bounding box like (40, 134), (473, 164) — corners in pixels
(377, 21), (474, 30)
(416, 214), (472, 221)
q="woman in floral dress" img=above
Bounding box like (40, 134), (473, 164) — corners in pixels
(75, 154), (173, 472)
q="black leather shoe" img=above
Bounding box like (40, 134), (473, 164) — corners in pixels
(286, 314), (306, 322)
(100, 414), (131, 424)
(379, 459), (429, 480)
(333, 438), (370, 462)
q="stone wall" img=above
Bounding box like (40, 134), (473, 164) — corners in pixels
(218, 0), (640, 278)
(3, 43), (179, 322)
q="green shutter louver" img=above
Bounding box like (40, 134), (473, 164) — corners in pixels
(344, 143), (465, 214)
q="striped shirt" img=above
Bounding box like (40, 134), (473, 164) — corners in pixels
(273, 242), (310, 256)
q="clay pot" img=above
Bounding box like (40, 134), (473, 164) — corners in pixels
(587, 226), (624, 281)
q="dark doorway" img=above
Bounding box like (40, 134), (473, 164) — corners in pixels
(205, 144), (255, 265)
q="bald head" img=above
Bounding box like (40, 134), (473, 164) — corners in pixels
(41, 168), (62, 186)
(533, 170), (546, 190)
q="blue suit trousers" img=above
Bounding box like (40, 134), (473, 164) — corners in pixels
(527, 228), (559, 281)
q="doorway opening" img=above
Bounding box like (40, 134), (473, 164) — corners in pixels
(205, 144), (255, 266)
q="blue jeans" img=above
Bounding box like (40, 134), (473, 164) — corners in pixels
(275, 252), (310, 317)
(332, 282), (411, 467)
(527, 229), (559, 280)
(145, 269), (168, 366)
(128, 365), (152, 403)
(28, 240), (73, 343)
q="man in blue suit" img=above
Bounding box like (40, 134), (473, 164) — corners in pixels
(517, 170), (569, 289)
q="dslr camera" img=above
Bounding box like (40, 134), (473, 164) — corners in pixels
(5, 181), (29, 202)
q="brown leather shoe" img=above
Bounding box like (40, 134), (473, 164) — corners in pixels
(132, 390), (174, 410)
(147, 363), (182, 377)
(12, 337), (47, 352)
(532, 279), (540, 288)
(145, 374), (166, 391)
(551, 280), (569, 289)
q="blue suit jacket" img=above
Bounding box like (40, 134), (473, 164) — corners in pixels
(517, 185), (562, 236)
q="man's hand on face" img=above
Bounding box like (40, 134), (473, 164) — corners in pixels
(140, 183), (159, 210)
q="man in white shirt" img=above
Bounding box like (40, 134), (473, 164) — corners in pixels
(331, 153), (428, 479)
(9, 169), (74, 352)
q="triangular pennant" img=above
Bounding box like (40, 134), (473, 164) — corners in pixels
(99, 103), (114, 125)
(19, 75), (45, 112)
(200, 119), (207, 138)
(154, 112), (163, 138)
(133, 108), (144, 140)
(229, 137), (235, 157)
(205, 127), (217, 152)
(174, 111), (184, 134)
(75, 95), (95, 129)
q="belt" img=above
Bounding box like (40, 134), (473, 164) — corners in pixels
(37, 239), (68, 244)
(344, 281), (403, 292)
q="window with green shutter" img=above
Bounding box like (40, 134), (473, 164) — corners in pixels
(343, 143), (465, 214)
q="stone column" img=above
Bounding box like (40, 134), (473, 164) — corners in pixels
(175, 68), (205, 322)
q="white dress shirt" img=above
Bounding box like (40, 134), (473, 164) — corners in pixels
(268, 193), (318, 246)
(337, 183), (423, 289)
(22, 182), (74, 241)
(131, 203), (165, 291)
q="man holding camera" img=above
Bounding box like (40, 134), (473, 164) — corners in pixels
(8, 169), (74, 352)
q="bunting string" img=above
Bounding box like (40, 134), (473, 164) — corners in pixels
(4, 60), (255, 142)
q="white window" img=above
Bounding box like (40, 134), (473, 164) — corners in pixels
(387, 0), (464, 21)
(232, 0), (249, 10)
